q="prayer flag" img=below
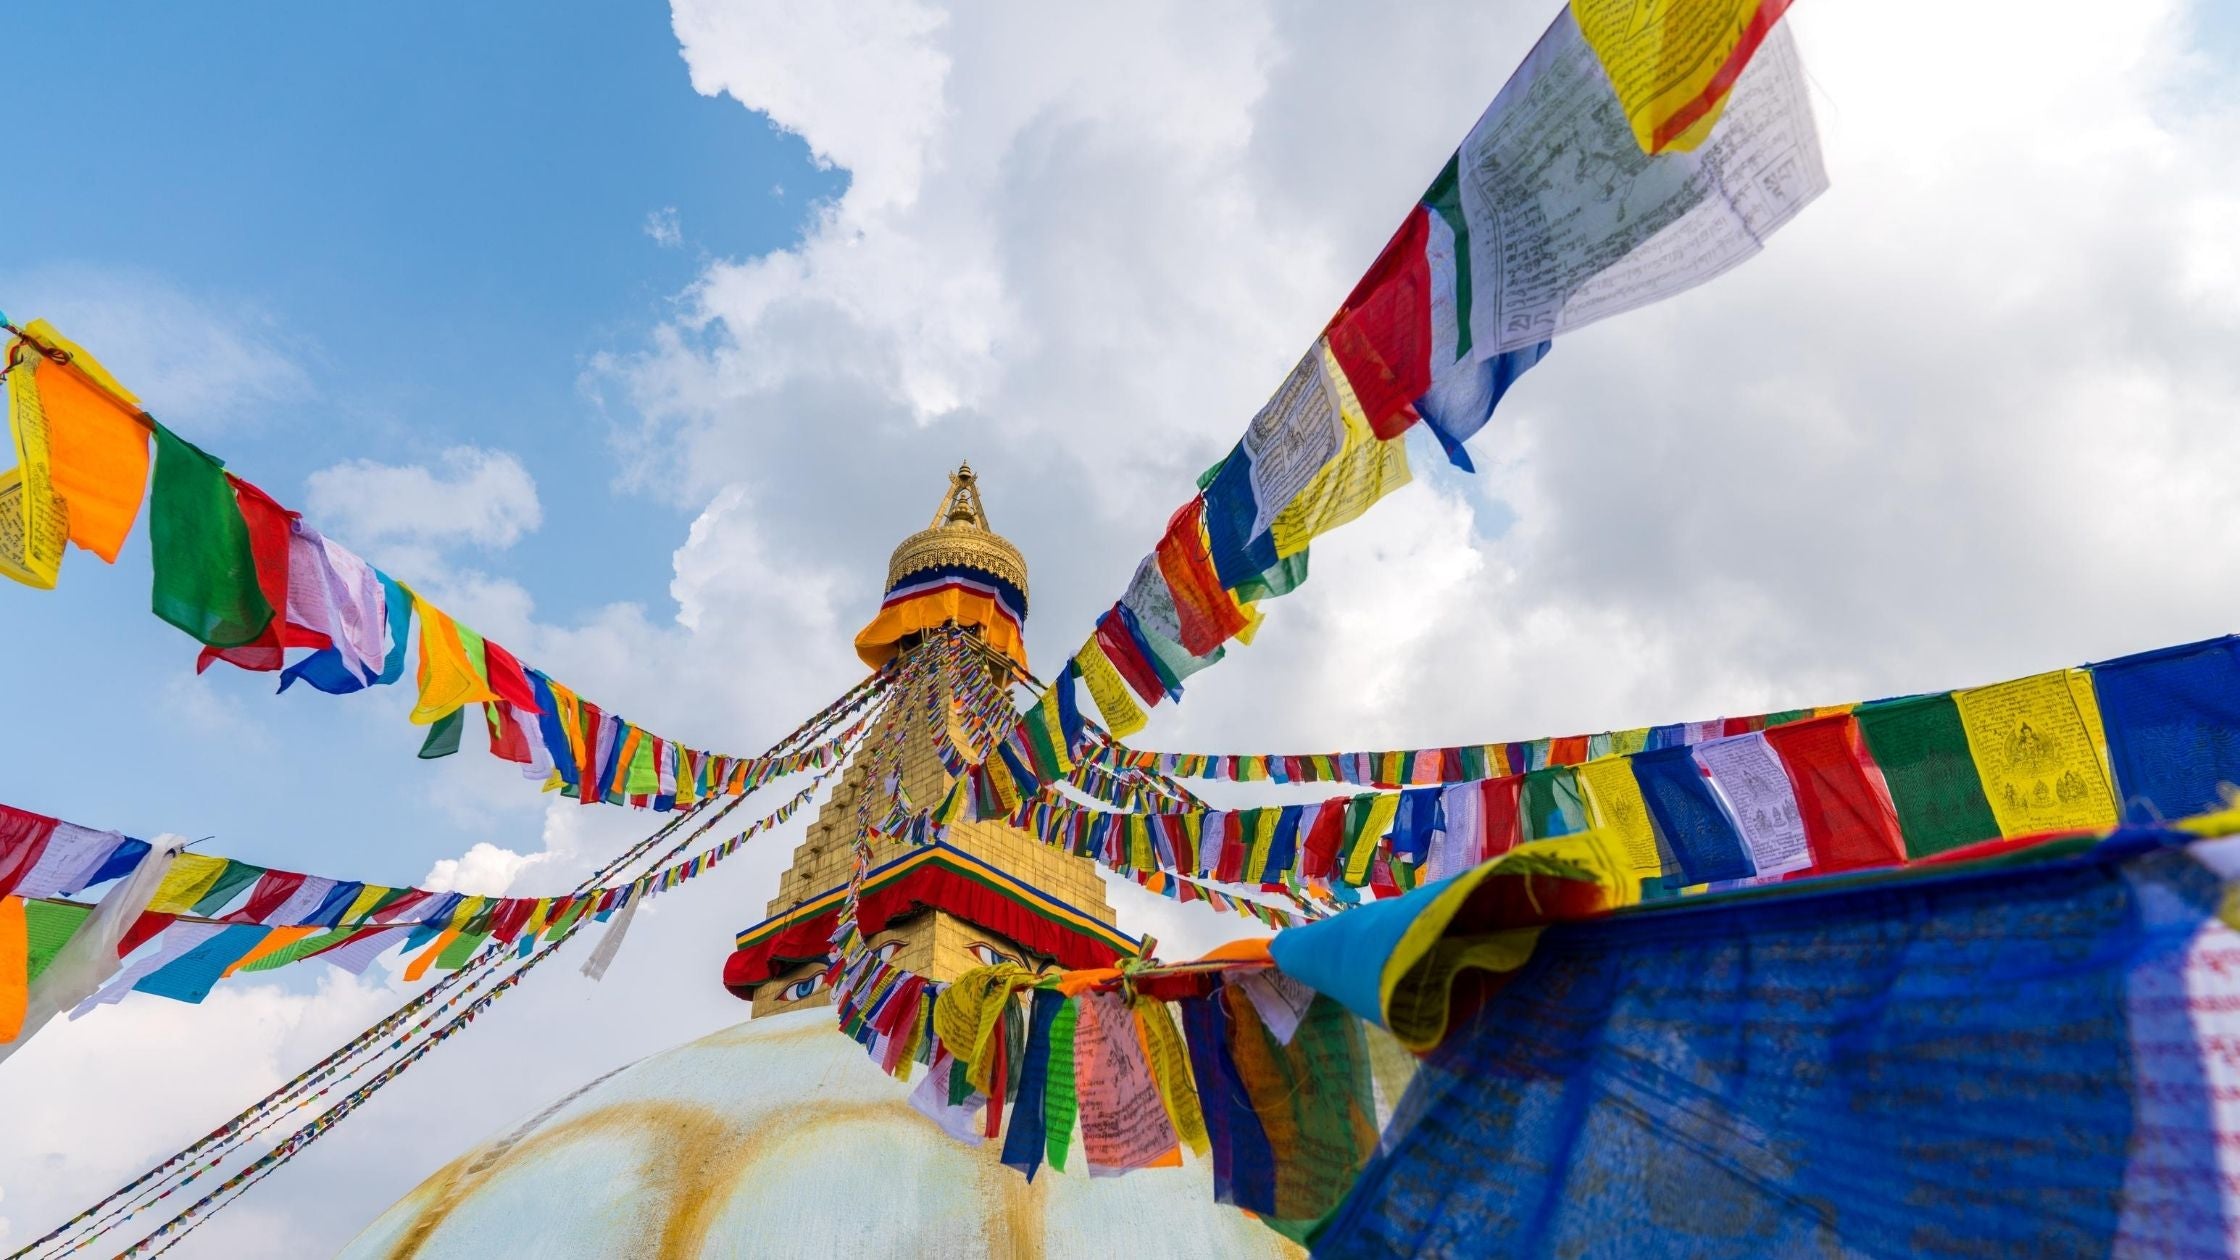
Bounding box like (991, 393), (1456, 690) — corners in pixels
(409, 594), (500, 723)
(1953, 670), (2119, 837)
(21, 321), (148, 563)
(0, 339), (66, 589)
(1853, 693), (2006, 859)
(1454, 9), (1824, 356)
(1325, 212), (1432, 440)
(1570, 0), (1797, 155)
(2089, 637), (2240, 825)
(196, 477), (330, 673)
(148, 422), (272, 648)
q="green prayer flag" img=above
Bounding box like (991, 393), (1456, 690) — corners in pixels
(148, 422), (272, 648)
(624, 729), (660, 795)
(418, 706), (466, 759)
(1855, 694), (2004, 859)
(188, 861), (265, 916)
(435, 929), (487, 970)
(1043, 998), (1079, 1172)
(543, 897), (591, 941)
(25, 900), (92, 984)
(238, 925), (359, 972)
(1458, 744), (1490, 781)
(1521, 766), (1587, 840)
(1235, 549), (1309, 603)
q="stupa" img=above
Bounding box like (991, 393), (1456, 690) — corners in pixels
(339, 467), (1299, 1259)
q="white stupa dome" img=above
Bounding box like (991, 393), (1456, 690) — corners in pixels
(340, 1006), (1303, 1259)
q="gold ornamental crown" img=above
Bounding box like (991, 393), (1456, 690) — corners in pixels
(884, 462), (1029, 602)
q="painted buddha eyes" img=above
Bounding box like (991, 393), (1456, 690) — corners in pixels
(871, 941), (904, 965)
(967, 942), (1016, 968)
(778, 975), (822, 1002)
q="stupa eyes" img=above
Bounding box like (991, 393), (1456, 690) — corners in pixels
(967, 942), (1017, 968)
(778, 975), (822, 1002)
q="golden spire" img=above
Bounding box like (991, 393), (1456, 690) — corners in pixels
(884, 461), (1029, 600)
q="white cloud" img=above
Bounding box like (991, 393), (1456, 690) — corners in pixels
(644, 205), (683, 248)
(304, 446), (543, 552)
(0, 265), (313, 433)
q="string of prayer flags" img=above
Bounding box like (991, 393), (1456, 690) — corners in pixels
(1050, 0), (1822, 731)
(963, 633), (2240, 920)
(0, 701), (856, 1029)
(6, 318), (873, 810)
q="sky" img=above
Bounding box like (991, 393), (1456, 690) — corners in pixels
(1, 0), (2237, 1254)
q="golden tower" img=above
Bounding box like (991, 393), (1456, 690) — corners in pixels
(734, 465), (1131, 1017)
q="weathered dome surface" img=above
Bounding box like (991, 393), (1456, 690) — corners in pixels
(340, 1007), (1300, 1260)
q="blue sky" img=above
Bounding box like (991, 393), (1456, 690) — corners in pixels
(1, 3), (840, 887)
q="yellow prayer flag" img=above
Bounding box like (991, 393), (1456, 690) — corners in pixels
(340, 884), (393, 926)
(147, 854), (231, 916)
(1576, 757), (1665, 881)
(1269, 345), (1412, 558)
(1570, 0), (1791, 155)
(1244, 809), (1279, 884)
(1135, 1000), (1210, 1158)
(1, 341), (66, 589)
(1954, 669), (2119, 838)
(23, 321), (149, 563)
(410, 594), (499, 724)
(1345, 792), (1404, 886)
(1076, 638), (1147, 738)
(933, 964), (1034, 1095)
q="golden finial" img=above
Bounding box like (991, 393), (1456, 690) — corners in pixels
(886, 461), (1027, 599)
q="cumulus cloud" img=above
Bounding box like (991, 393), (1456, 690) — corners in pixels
(304, 446), (543, 552)
(644, 206), (683, 247)
(0, 265), (313, 433)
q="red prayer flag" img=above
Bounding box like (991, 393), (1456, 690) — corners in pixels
(481, 639), (541, 712)
(0, 805), (58, 899)
(1155, 498), (1249, 656)
(196, 477), (330, 674)
(223, 869), (308, 924)
(485, 703), (534, 765)
(1325, 206), (1433, 440)
(1300, 799), (1347, 881)
(1481, 774), (1524, 860)
(1215, 812), (1246, 884)
(119, 911), (176, 957)
(1762, 714), (1906, 876)
(1095, 606), (1164, 706)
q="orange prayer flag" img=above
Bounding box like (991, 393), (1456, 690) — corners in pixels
(0, 897), (27, 1042)
(402, 929), (459, 982)
(25, 322), (149, 563)
(222, 925), (319, 978)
